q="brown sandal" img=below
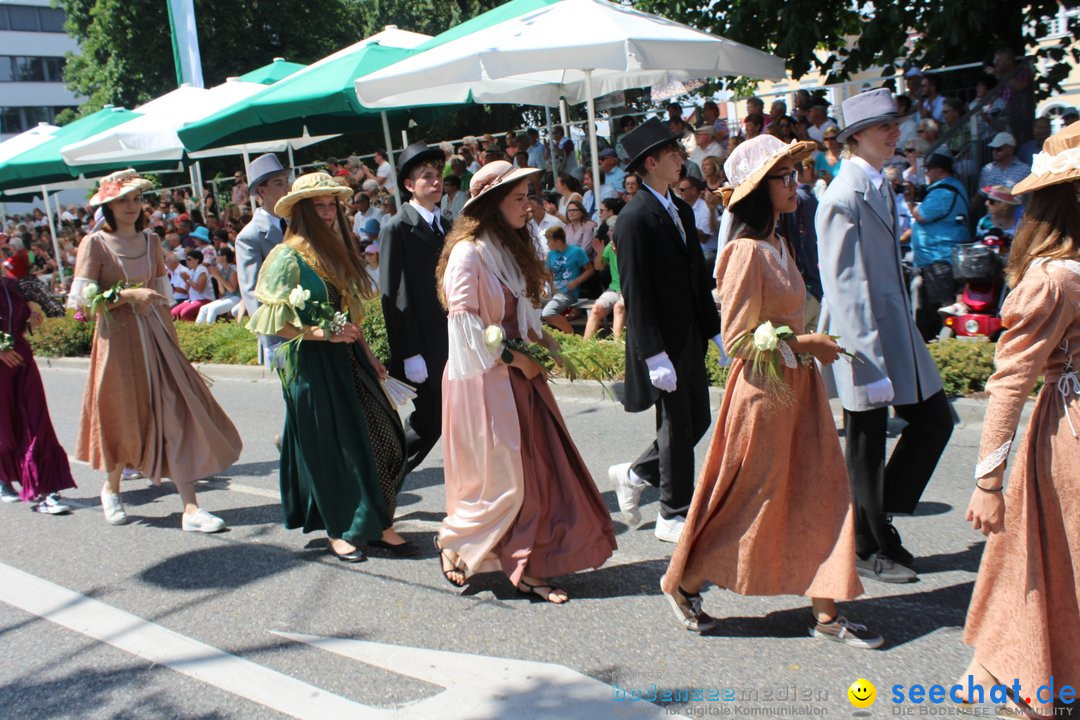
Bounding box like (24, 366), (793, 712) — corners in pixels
(433, 535), (467, 588)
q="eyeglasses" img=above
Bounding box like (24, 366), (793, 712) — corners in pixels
(986, 198), (1001, 205)
(765, 170), (798, 187)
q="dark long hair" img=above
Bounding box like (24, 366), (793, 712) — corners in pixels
(436, 179), (549, 308)
(727, 182), (794, 254)
(286, 197), (374, 299)
(1005, 181), (1080, 287)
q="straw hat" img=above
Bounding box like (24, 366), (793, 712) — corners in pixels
(460, 161), (539, 214)
(274, 172), (353, 218)
(980, 185), (1020, 206)
(719, 135), (816, 208)
(1010, 121), (1080, 195)
(89, 169), (153, 207)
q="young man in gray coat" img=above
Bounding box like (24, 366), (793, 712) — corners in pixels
(816, 89), (954, 584)
(235, 153), (290, 367)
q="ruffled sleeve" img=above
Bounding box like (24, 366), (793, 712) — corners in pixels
(716, 238), (766, 353)
(66, 233), (102, 310)
(975, 264), (1072, 478)
(245, 245), (303, 337)
(443, 241), (497, 380)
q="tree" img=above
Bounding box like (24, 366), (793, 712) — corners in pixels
(632, 0), (1080, 98)
(58, 0), (356, 120)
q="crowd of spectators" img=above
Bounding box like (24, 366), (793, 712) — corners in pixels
(1, 45), (1072, 341)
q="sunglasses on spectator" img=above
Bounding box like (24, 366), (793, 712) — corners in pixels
(765, 170), (798, 188)
(986, 198), (1001, 205)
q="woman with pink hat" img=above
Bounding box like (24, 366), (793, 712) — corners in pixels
(432, 161), (616, 603)
(660, 135), (883, 649)
(68, 169), (241, 532)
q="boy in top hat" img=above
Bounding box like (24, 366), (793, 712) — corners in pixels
(236, 153), (291, 366)
(379, 141), (450, 474)
(816, 88), (953, 584)
(609, 118), (724, 543)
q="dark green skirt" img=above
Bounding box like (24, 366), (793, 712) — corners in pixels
(278, 340), (405, 544)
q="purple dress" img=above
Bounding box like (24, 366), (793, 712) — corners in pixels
(0, 278), (75, 499)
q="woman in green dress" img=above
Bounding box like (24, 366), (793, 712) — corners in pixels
(247, 173), (410, 562)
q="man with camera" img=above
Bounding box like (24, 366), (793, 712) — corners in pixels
(910, 152), (970, 342)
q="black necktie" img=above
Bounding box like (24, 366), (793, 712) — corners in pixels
(279, 218), (287, 234)
(431, 218), (444, 241)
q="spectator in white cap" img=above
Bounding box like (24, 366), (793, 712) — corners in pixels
(978, 132), (1031, 192)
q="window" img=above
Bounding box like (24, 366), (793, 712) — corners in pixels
(0, 106), (77, 135)
(1, 107), (24, 134)
(0, 5), (68, 33)
(0, 56), (68, 83)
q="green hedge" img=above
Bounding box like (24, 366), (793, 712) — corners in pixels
(30, 307), (1009, 397)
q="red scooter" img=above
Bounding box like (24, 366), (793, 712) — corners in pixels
(940, 235), (1008, 339)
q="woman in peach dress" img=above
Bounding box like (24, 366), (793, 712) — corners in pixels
(958, 123), (1080, 717)
(69, 170), (241, 532)
(660, 135), (881, 648)
(432, 161), (616, 604)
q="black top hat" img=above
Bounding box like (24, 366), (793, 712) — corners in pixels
(397, 141), (446, 198)
(622, 118), (681, 173)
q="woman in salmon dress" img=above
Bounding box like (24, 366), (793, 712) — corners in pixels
(0, 276), (76, 513)
(68, 169), (241, 532)
(433, 161), (616, 603)
(958, 122), (1080, 717)
(660, 135), (881, 648)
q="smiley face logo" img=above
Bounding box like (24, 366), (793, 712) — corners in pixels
(848, 678), (876, 709)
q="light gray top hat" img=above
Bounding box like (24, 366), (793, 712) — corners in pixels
(247, 153), (288, 196)
(836, 88), (902, 143)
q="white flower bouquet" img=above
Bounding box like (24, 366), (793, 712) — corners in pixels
(83, 280), (139, 319)
(727, 321), (856, 394)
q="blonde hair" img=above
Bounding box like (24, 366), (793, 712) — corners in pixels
(285, 197), (374, 301)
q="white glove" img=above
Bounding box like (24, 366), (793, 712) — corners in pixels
(403, 354), (428, 384)
(866, 377), (895, 404)
(645, 352), (678, 393)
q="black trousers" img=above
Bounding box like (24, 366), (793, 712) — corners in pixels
(631, 331), (712, 520)
(843, 389), (953, 558)
(403, 372), (443, 474)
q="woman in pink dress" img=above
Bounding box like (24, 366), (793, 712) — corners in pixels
(660, 135), (882, 648)
(433, 161), (616, 604)
(957, 122), (1080, 717)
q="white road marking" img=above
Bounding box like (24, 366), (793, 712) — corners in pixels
(0, 563), (368, 719)
(0, 563), (653, 719)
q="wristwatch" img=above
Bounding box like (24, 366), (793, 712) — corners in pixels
(501, 347), (514, 364)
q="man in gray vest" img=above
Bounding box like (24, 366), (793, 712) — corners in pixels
(816, 89), (954, 584)
(235, 153), (290, 366)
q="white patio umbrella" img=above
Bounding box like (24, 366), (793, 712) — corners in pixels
(0, 123), (59, 165)
(355, 0), (785, 187)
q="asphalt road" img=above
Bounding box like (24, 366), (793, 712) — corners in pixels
(0, 365), (1007, 720)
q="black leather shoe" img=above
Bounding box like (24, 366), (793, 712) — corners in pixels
(856, 553), (917, 584)
(884, 518), (915, 567)
(327, 542), (366, 563)
(367, 539), (419, 557)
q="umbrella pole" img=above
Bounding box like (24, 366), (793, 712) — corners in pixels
(381, 111), (401, 208)
(41, 185), (65, 286)
(545, 105), (557, 189)
(584, 69), (601, 202)
(287, 145), (295, 180)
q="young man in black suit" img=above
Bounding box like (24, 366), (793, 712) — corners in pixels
(379, 142), (450, 474)
(611, 118), (724, 542)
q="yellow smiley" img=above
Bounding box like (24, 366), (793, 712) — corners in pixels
(848, 678), (877, 709)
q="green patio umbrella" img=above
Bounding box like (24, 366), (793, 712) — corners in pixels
(0, 106), (170, 191)
(235, 58), (306, 85)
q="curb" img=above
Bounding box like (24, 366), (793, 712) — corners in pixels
(38, 357), (1029, 428)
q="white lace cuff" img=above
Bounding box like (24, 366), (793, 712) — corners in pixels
(974, 440), (1011, 479)
(778, 340), (797, 369)
(65, 277), (96, 310)
(447, 311), (498, 380)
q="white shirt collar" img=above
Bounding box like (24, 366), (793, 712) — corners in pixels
(409, 199), (441, 226)
(849, 155), (885, 190)
(643, 181), (674, 210)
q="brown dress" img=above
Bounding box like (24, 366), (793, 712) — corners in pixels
(71, 232), (242, 483)
(964, 259), (1080, 715)
(663, 237), (862, 600)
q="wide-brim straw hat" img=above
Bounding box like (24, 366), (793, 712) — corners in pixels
(1010, 121), (1080, 195)
(89, 169), (153, 207)
(461, 160), (540, 214)
(274, 172), (353, 219)
(980, 185), (1020, 205)
(719, 135), (816, 208)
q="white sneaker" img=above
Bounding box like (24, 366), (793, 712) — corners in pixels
(0, 482), (20, 503)
(101, 489), (128, 525)
(32, 493), (72, 515)
(654, 514), (685, 543)
(609, 462), (645, 527)
(182, 508), (226, 533)
(121, 467), (144, 481)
